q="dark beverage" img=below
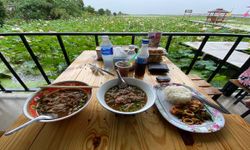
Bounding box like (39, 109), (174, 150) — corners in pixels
(134, 39), (149, 78)
(115, 61), (131, 77)
(135, 63), (147, 77)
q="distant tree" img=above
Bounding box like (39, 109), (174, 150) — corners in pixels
(97, 8), (105, 15)
(85, 5), (95, 14)
(51, 0), (83, 17)
(78, 0), (84, 9)
(118, 11), (122, 15)
(113, 12), (117, 16)
(5, 0), (84, 20)
(17, 0), (53, 20)
(105, 9), (111, 16)
(0, 1), (7, 26)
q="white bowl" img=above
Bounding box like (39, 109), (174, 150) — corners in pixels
(23, 81), (92, 122)
(97, 77), (156, 115)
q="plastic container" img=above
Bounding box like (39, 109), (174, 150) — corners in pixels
(113, 47), (128, 64)
(127, 45), (136, 71)
(115, 61), (131, 77)
(134, 39), (149, 78)
(148, 47), (164, 63)
(101, 36), (114, 70)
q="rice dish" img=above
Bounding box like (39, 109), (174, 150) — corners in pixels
(164, 86), (192, 104)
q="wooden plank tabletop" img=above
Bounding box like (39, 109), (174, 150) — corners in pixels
(0, 51), (250, 150)
(182, 42), (250, 68)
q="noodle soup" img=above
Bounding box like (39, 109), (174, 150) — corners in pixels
(36, 89), (88, 118)
(105, 85), (147, 112)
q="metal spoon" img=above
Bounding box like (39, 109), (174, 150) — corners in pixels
(4, 114), (56, 136)
(115, 69), (128, 88)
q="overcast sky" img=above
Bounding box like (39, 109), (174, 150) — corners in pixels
(84, 0), (250, 15)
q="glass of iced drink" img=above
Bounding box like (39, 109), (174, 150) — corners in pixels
(115, 61), (131, 77)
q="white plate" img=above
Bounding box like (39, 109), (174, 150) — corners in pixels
(155, 84), (225, 133)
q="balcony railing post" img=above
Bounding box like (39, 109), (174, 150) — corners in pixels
(56, 35), (70, 66)
(185, 36), (209, 74)
(19, 35), (51, 84)
(95, 35), (99, 46)
(0, 32), (249, 92)
(131, 35), (135, 45)
(221, 57), (250, 96)
(207, 36), (243, 82)
(0, 52), (29, 91)
(165, 35), (172, 52)
(0, 83), (6, 92)
(232, 57), (250, 78)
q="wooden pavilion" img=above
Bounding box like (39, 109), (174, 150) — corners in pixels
(206, 8), (229, 23)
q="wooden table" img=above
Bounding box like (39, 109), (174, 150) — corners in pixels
(0, 51), (250, 150)
(182, 42), (250, 68)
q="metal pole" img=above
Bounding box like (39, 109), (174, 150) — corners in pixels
(95, 35), (99, 46)
(221, 57), (250, 96)
(19, 35), (51, 84)
(185, 36), (209, 74)
(231, 57), (250, 79)
(207, 36), (243, 82)
(0, 83), (6, 91)
(165, 35), (172, 52)
(131, 35), (135, 45)
(0, 52), (29, 91)
(57, 35), (70, 66)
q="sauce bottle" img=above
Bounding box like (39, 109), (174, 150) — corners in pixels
(134, 39), (149, 78)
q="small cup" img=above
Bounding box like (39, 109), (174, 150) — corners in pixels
(115, 61), (131, 77)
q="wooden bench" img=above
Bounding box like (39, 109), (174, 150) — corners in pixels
(228, 79), (250, 118)
(187, 74), (202, 80)
(229, 79), (250, 105)
(188, 74), (222, 100)
(192, 80), (211, 87)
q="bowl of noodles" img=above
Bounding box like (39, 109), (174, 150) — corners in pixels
(97, 77), (156, 115)
(23, 81), (92, 122)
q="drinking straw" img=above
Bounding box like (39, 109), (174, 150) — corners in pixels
(127, 49), (142, 64)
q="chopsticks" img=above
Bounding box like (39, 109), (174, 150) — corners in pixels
(88, 64), (115, 76)
(39, 85), (99, 89)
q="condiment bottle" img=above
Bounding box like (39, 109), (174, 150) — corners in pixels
(127, 45), (136, 71)
(134, 39), (149, 78)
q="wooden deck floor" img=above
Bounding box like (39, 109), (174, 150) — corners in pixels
(0, 92), (249, 131)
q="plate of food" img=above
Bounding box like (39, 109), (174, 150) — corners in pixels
(155, 83), (225, 133)
(23, 81), (92, 122)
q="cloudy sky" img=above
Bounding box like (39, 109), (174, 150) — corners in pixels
(84, 0), (250, 15)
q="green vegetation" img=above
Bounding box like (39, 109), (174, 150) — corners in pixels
(0, 15), (249, 89)
(0, 1), (6, 27)
(1, 0), (121, 22)
(2, 0), (84, 20)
